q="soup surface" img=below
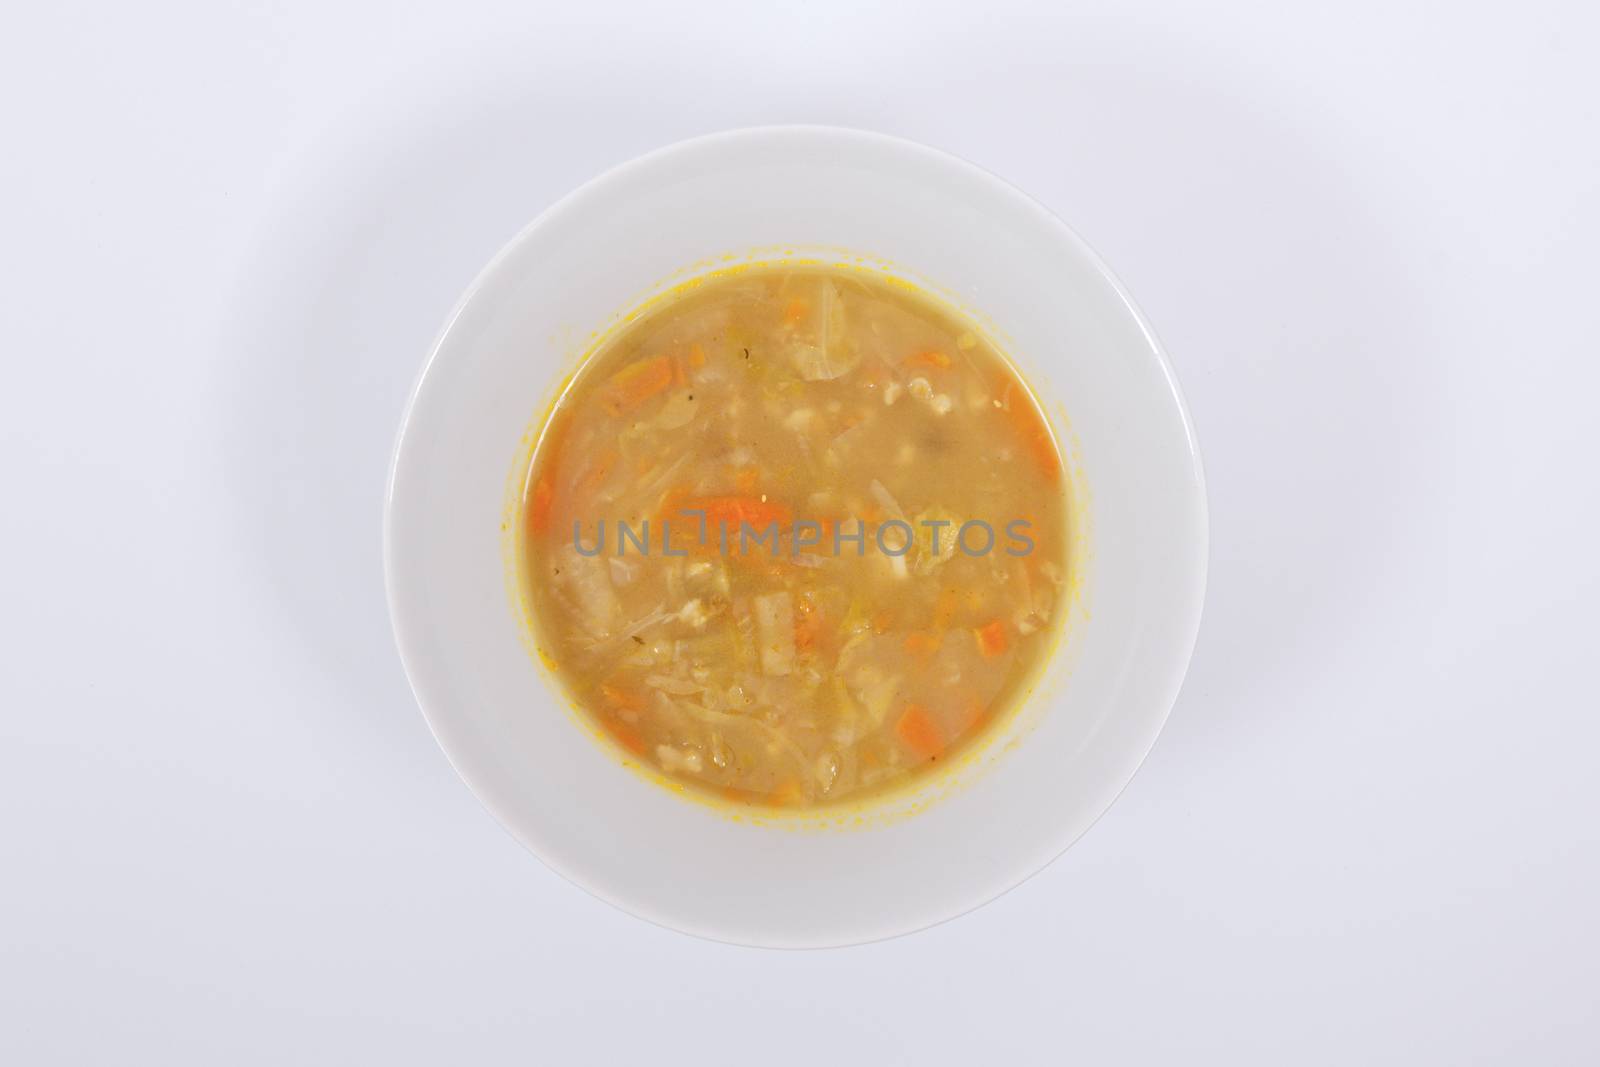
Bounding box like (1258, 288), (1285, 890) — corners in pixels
(522, 265), (1069, 807)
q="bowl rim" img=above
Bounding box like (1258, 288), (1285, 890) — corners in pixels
(384, 123), (1209, 947)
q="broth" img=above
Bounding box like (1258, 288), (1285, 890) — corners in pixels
(521, 265), (1069, 807)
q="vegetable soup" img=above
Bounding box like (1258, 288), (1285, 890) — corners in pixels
(521, 266), (1069, 807)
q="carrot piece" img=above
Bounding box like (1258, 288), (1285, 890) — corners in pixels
(527, 476), (555, 534)
(655, 493), (793, 557)
(783, 298), (809, 325)
(692, 495), (793, 530)
(770, 778), (804, 805)
(895, 705), (946, 760)
(999, 382), (1060, 480)
(903, 349), (952, 369)
(598, 683), (645, 713)
(794, 595), (823, 654)
(976, 619), (1009, 657)
(603, 718), (646, 756)
(903, 631), (939, 659)
(872, 609), (894, 634)
(599, 354), (673, 415)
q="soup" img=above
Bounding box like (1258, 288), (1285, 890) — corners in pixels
(521, 265), (1069, 807)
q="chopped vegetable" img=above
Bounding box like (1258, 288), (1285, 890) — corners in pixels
(609, 556), (639, 586)
(904, 349), (952, 369)
(654, 389), (698, 429)
(753, 592), (796, 676)
(656, 744), (703, 773)
(603, 718), (647, 755)
(598, 682), (644, 713)
(794, 594), (823, 654)
(999, 381), (1060, 480)
(868, 479), (908, 524)
(895, 705), (945, 760)
(645, 674), (705, 696)
(554, 548), (619, 638)
(786, 280), (860, 380)
(527, 476), (555, 533)
(976, 619), (1009, 657)
(814, 751), (841, 795)
(686, 495), (794, 531)
(599, 355), (673, 415)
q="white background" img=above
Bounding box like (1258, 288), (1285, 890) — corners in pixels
(4, 1), (1597, 1062)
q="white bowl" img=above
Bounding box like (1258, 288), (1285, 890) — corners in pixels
(385, 126), (1206, 948)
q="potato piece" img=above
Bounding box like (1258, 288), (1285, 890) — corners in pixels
(753, 591), (796, 676)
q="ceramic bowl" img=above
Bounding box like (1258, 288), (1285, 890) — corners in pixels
(385, 126), (1206, 947)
